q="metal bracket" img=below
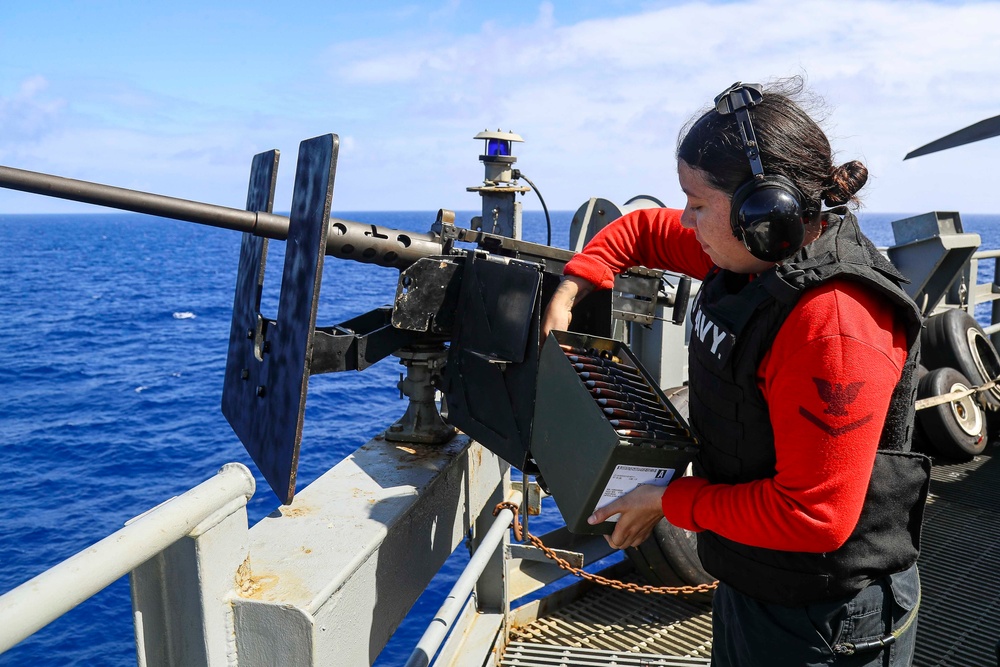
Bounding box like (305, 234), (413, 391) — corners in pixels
(524, 479), (542, 516)
(311, 306), (419, 373)
(613, 267), (665, 325)
(507, 544), (585, 569)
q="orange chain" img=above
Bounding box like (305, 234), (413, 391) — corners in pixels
(493, 501), (718, 596)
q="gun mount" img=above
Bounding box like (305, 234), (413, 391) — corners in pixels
(0, 132), (684, 504)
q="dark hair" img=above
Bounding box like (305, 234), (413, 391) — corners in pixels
(676, 76), (868, 211)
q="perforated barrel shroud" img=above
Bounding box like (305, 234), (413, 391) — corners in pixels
(531, 331), (700, 534)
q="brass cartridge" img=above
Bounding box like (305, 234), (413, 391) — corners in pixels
(601, 407), (682, 430)
(582, 377), (658, 399)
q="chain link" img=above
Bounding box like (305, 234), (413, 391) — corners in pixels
(493, 501), (718, 596)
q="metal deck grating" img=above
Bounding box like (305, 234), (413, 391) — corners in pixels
(504, 448), (1000, 667)
(915, 449), (1000, 667)
(507, 573), (712, 664)
(501, 642), (710, 666)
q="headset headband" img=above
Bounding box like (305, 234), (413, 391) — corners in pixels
(714, 82), (765, 179)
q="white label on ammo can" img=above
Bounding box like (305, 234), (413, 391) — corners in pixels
(596, 465), (676, 522)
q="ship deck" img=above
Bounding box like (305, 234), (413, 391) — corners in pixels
(502, 445), (1000, 667)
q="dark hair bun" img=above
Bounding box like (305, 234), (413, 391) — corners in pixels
(823, 160), (868, 207)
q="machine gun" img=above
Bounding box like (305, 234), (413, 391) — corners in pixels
(0, 131), (688, 504)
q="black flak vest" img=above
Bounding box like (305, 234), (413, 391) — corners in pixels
(687, 210), (931, 606)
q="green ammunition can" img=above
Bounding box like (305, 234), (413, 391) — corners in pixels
(530, 331), (699, 535)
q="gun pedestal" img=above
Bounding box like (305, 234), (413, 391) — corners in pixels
(386, 343), (455, 444)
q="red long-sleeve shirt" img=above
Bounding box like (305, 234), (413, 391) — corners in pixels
(564, 208), (908, 552)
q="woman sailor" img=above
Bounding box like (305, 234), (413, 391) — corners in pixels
(542, 78), (931, 667)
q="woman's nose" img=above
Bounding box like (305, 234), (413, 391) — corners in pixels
(680, 207), (695, 229)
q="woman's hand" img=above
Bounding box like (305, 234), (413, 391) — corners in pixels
(588, 483), (666, 549)
(541, 276), (595, 339)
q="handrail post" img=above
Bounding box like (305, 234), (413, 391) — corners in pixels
(131, 465), (255, 667)
(991, 256), (1000, 350)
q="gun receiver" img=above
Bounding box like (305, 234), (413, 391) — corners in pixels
(0, 132), (671, 504)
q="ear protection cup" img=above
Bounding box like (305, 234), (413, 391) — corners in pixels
(730, 174), (806, 263)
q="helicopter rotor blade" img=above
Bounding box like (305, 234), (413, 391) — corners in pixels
(905, 114), (1000, 160)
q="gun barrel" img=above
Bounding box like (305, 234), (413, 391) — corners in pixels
(0, 164), (443, 269)
(0, 164), (286, 236)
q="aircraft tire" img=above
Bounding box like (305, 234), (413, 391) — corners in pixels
(921, 308), (1000, 411)
(624, 385), (714, 600)
(916, 366), (987, 462)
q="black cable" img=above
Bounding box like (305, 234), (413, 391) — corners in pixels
(516, 171), (552, 246)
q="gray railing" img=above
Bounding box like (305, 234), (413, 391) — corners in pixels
(972, 249), (1000, 341)
(0, 463), (255, 654)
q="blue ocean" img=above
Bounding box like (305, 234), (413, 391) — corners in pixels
(1, 208), (998, 665)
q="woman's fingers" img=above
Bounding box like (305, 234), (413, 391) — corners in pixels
(589, 484), (667, 549)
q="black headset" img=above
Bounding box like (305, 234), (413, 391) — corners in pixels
(713, 82), (806, 263)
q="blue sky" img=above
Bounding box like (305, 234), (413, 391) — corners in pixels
(1, 0), (999, 215)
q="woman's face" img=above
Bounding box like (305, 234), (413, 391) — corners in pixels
(677, 161), (774, 274)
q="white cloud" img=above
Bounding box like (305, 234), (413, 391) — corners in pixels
(310, 0), (1000, 212)
(0, 76), (65, 145)
(2, 1), (999, 214)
